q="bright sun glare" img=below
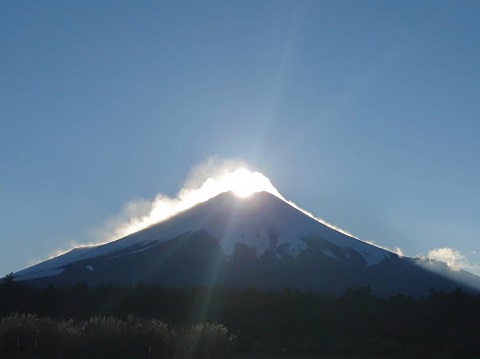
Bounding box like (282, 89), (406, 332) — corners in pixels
(222, 168), (277, 198)
(53, 162), (355, 259)
(97, 166), (284, 243)
(55, 163), (332, 261)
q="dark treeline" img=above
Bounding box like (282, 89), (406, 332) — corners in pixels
(1, 275), (480, 358)
(0, 313), (234, 359)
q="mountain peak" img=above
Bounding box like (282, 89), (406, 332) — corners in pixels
(15, 189), (390, 280)
(204, 189), (283, 206)
(14, 188), (480, 297)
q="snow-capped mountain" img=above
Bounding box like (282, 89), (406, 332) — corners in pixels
(15, 191), (480, 297)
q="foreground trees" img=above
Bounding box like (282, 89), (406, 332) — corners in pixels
(0, 313), (235, 359)
(1, 278), (480, 358)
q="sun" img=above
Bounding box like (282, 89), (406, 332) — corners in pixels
(105, 165), (284, 241)
(221, 168), (280, 198)
(228, 169), (259, 198)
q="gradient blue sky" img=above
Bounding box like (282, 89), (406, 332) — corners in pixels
(1, 1), (480, 276)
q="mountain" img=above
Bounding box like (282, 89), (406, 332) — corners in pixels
(15, 191), (480, 297)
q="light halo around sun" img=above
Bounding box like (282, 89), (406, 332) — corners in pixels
(219, 167), (281, 198)
(94, 165), (285, 245)
(53, 160), (353, 261)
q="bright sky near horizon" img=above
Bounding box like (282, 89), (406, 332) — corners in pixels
(1, 1), (480, 277)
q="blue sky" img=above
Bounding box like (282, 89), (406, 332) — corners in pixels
(1, 1), (480, 276)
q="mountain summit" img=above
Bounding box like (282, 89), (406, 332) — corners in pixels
(15, 191), (480, 296)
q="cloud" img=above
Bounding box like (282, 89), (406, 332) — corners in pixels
(394, 247), (404, 257)
(93, 156), (387, 252)
(183, 157), (248, 190)
(422, 247), (480, 276)
(425, 247), (469, 271)
(43, 156), (396, 262)
(92, 156), (281, 244)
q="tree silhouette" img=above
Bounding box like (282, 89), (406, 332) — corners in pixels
(1, 272), (14, 285)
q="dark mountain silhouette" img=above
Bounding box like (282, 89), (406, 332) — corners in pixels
(15, 191), (480, 297)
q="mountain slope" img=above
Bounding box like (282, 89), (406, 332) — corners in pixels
(15, 191), (480, 297)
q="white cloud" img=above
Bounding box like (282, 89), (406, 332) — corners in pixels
(42, 156), (398, 263)
(92, 156), (282, 244)
(394, 247), (404, 257)
(425, 247), (468, 271)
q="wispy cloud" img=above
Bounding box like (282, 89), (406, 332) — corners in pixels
(422, 247), (480, 276)
(394, 247), (404, 257)
(92, 157), (281, 244)
(425, 247), (480, 276)
(425, 247), (468, 271)
(42, 156), (393, 263)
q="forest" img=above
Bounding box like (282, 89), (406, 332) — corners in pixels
(1, 274), (480, 358)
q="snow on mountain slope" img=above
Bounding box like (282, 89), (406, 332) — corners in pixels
(15, 191), (393, 281)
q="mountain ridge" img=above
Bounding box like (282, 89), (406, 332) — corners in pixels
(15, 191), (480, 297)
